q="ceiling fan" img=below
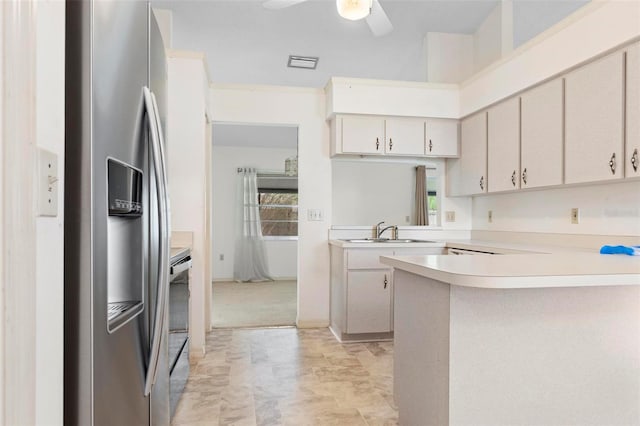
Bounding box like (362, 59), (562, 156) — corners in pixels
(263, 0), (394, 37)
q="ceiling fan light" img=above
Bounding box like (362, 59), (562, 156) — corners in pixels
(336, 0), (371, 21)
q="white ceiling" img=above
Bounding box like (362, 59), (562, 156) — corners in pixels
(213, 123), (298, 148)
(156, 0), (590, 88)
(157, 0), (500, 87)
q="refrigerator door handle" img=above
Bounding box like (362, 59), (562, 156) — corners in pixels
(142, 86), (170, 396)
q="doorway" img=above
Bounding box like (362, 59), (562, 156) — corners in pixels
(210, 122), (298, 328)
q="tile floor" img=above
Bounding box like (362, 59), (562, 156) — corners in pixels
(171, 327), (398, 426)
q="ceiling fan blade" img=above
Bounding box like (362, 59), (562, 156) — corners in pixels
(263, 0), (309, 10)
(366, 0), (393, 37)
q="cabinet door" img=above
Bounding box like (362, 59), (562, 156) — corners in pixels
(626, 42), (640, 178)
(488, 97), (520, 192)
(520, 79), (564, 188)
(448, 111), (487, 196)
(385, 118), (425, 155)
(341, 116), (385, 154)
(346, 270), (392, 334)
(425, 119), (459, 157)
(565, 51), (624, 184)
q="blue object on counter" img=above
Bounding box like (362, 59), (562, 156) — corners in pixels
(599, 245), (640, 256)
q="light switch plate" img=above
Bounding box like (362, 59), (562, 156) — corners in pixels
(307, 209), (324, 221)
(445, 211), (455, 222)
(37, 148), (58, 217)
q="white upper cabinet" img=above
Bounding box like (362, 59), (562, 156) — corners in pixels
(520, 78), (564, 189)
(565, 50), (624, 184)
(448, 111), (487, 196)
(340, 115), (385, 155)
(488, 97), (520, 192)
(626, 42), (640, 178)
(385, 117), (425, 155)
(332, 114), (457, 158)
(425, 119), (459, 157)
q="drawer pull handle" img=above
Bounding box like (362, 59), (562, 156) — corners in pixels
(375, 138), (380, 151)
(428, 139), (433, 152)
(609, 152), (616, 175)
(522, 168), (527, 185)
(631, 149), (638, 172)
(389, 139), (393, 151)
(511, 170), (516, 187)
(384, 275), (388, 289)
(479, 176), (484, 191)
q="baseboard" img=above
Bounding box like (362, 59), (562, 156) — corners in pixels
(296, 320), (330, 329)
(189, 345), (206, 363)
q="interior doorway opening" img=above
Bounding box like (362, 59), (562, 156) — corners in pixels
(210, 122), (298, 328)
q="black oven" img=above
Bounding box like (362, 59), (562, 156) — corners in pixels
(168, 250), (191, 418)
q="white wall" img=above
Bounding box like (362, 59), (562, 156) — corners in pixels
(461, 0), (640, 116)
(0, 2), (4, 422)
(1, 1), (65, 424)
(211, 145), (298, 280)
(473, 3), (503, 72)
(167, 53), (209, 357)
(425, 32), (474, 84)
(473, 181), (640, 236)
(211, 84), (331, 327)
(332, 160), (416, 226)
(152, 8), (173, 49)
(35, 2), (65, 424)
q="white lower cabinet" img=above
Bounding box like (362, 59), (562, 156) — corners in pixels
(330, 245), (446, 341)
(346, 270), (392, 334)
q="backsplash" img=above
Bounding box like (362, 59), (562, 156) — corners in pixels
(472, 180), (640, 236)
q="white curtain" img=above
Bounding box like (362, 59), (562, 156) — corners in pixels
(234, 168), (272, 282)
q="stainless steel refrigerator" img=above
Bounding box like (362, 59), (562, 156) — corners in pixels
(64, 1), (171, 425)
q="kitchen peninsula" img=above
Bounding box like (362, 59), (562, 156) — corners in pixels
(381, 252), (640, 426)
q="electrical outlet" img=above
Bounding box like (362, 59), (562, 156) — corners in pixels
(405, 215), (410, 223)
(219, 254), (224, 261)
(488, 210), (493, 223)
(445, 211), (456, 222)
(571, 208), (580, 224)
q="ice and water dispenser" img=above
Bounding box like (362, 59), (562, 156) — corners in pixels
(106, 159), (144, 332)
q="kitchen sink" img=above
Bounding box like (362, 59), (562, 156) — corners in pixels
(342, 238), (436, 243)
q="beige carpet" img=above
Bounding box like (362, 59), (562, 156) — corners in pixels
(211, 280), (297, 328)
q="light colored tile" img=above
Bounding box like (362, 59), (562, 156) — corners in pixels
(172, 327), (397, 426)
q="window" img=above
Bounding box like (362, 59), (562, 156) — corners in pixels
(258, 189), (298, 237)
(427, 175), (439, 226)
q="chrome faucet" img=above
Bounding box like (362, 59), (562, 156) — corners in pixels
(375, 221), (398, 239)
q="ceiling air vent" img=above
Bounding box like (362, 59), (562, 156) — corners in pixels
(287, 55), (319, 70)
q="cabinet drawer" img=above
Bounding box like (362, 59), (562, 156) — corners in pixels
(347, 249), (394, 269)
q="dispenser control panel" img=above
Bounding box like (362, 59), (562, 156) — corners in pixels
(107, 159), (143, 217)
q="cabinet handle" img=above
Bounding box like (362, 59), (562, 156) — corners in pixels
(375, 138), (380, 151)
(384, 274), (388, 289)
(428, 139), (433, 152)
(631, 149), (638, 172)
(511, 170), (516, 187)
(522, 168), (527, 185)
(479, 176), (484, 191)
(609, 152), (616, 175)
(389, 139), (393, 151)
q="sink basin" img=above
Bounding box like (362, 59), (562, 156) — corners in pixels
(342, 238), (436, 243)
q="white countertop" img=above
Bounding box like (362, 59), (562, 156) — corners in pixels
(329, 239), (446, 249)
(380, 252), (640, 289)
